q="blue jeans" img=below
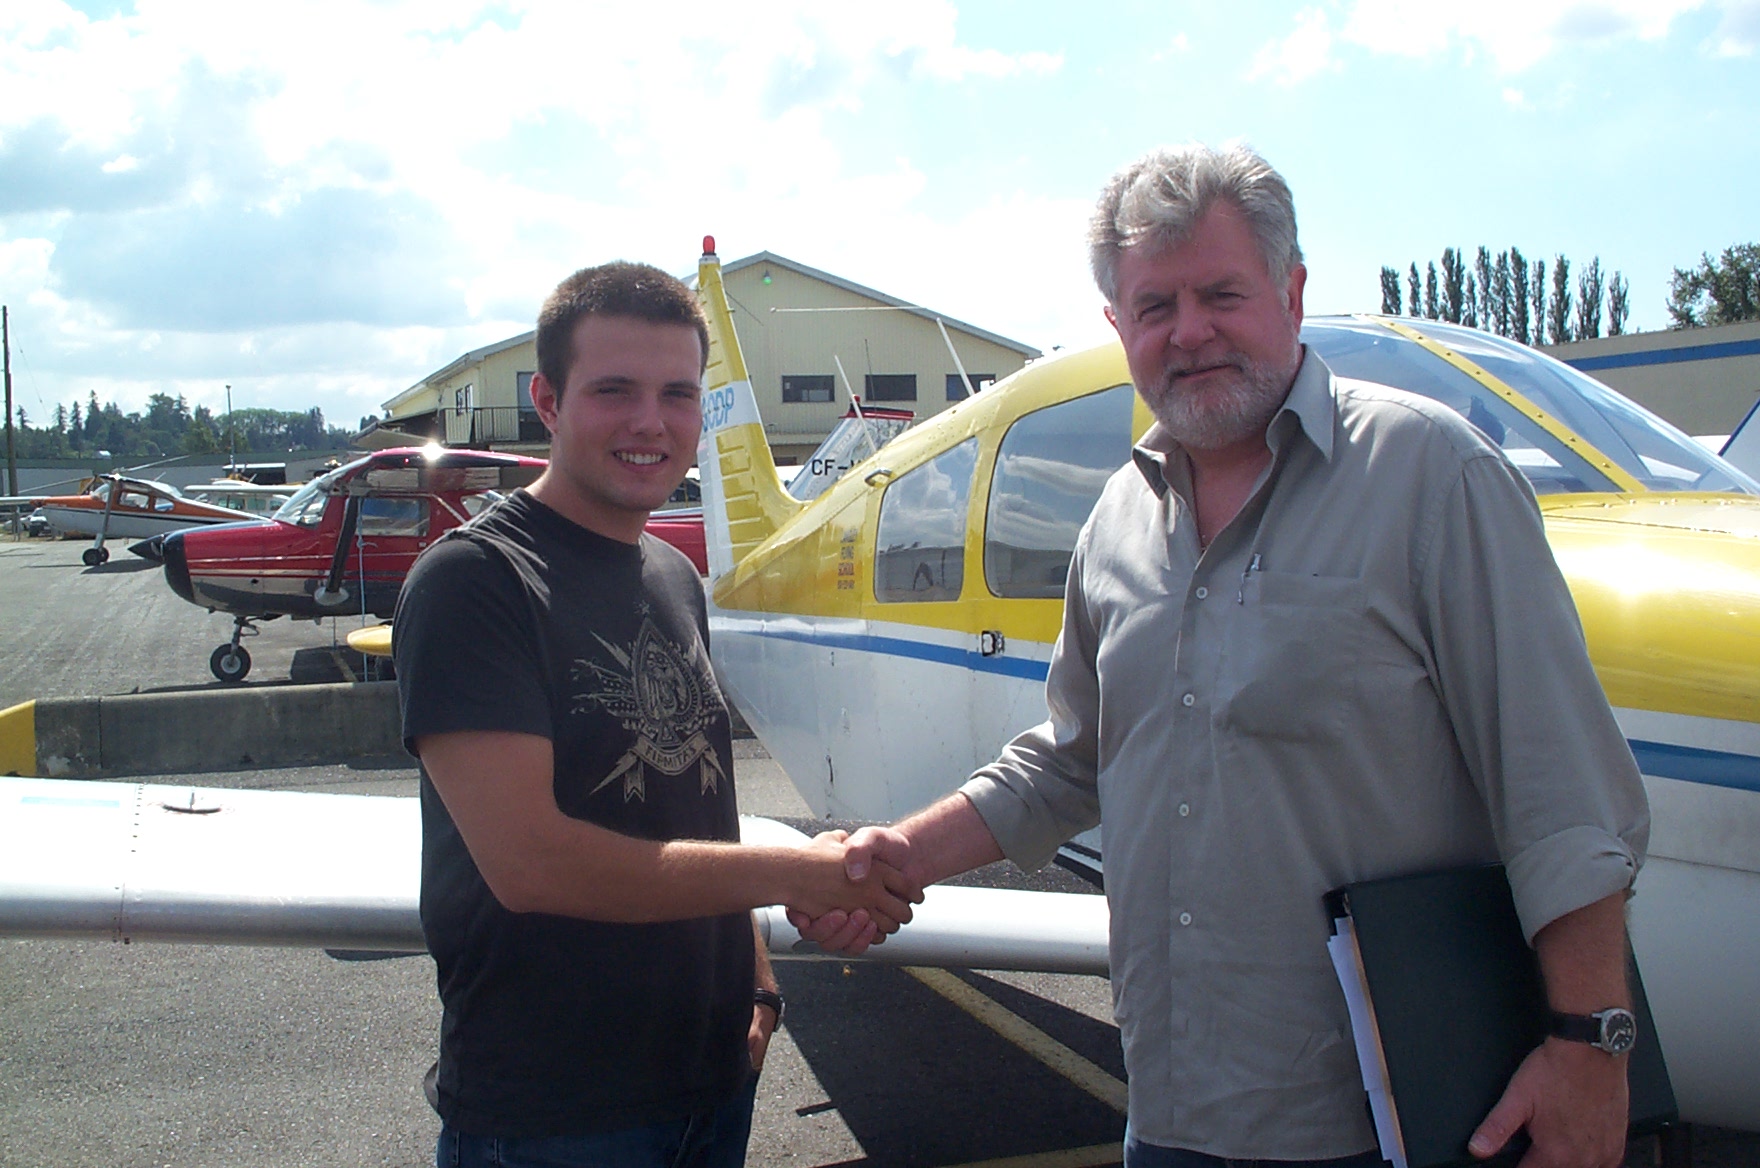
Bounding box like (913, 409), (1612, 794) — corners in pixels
(1123, 1129), (1385, 1168)
(437, 1077), (758, 1168)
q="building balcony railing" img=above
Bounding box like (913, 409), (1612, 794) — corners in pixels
(443, 407), (549, 447)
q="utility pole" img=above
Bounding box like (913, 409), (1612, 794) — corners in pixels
(4, 306), (16, 498)
(225, 383), (234, 474)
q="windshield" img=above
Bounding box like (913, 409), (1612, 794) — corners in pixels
(1303, 318), (1760, 496)
(271, 459), (361, 527)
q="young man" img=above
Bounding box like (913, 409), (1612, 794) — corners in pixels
(798, 145), (1648, 1168)
(395, 261), (918, 1167)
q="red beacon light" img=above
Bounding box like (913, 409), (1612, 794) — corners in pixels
(703, 235), (716, 255)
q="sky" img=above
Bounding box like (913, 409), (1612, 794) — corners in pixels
(1, 0), (1756, 438)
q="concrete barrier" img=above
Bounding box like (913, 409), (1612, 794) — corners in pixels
(3, 682), (404, 779)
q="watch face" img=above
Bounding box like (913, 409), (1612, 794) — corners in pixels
(1599, 1009), (1638, 1055)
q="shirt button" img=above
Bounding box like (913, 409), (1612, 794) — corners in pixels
(1179, 912), (1193, 927)
(1178, 802), (1190, 817)
(1182, 693), (1195, 707)
(1194, 586), (1208, 600)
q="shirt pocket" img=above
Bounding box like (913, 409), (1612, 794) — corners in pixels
(1216, 571), (1365, 744)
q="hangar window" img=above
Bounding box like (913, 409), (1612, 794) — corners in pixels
(865, 374), (917, 402)
(875, 438), (978, 603)
(985, 384), (1136, 599)
(946, 373), (994, 401)
(360, 497), (430, 538)
(783, 375), (835, 403)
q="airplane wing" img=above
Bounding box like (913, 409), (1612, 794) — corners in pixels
(0, 776), (1107, 973)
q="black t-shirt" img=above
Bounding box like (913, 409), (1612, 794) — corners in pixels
(394, 489), (749, 1138)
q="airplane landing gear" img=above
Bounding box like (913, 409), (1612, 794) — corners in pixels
(82, 546), (109, 567)
(210, 615), (261, 682)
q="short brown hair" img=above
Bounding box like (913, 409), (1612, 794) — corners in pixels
(535, 261), (710, 394)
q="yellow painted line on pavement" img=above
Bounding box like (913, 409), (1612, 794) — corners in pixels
(905, 966), (1127, 1114)
(940, 1143), (1124, 1168)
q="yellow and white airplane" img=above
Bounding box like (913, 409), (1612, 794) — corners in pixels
(2, 239), (1757, 1132)
(691, 241), (1760, 1131)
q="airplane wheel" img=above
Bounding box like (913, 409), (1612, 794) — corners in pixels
(210, 644), (252, 683)
(82, 547), (109, 566)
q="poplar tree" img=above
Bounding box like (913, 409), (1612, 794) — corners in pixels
(1474, 247), (1494, 332)
(1532, 258), (1547, 341)
(1463, 274), (1479, 328)
(1408, 263), (1422, 317)
(1575, 257), (1605, 340)
(1492, 252), (1512, 336)
(1425, 262), (1440, 319)
(1510, 247), (1531, 344)
(1441, 248), (1466, 323)
(1548, 256), (1573, 344)
(1608, 273), (1630, 336)
(1380, 266), (1403, 314)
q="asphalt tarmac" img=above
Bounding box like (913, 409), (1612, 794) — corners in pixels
(2, 533), (1757, 1167)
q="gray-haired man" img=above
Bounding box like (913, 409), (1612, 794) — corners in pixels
(796, 143), (1649, 1168)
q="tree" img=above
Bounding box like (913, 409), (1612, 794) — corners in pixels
(1492, 251), (1512, 337)
(1575, 257), (1604, 340)
(1474, 247), (1494, 333)
(1667, 243), (1760, 327)
(1608, 273), (1630, 336)
(1510, 247), (1531, 344)
(1440, 248), (1466, 323)
(1424, 262), (1440, 319)
(1380, 266), (1403, 314)
(1407, 264), (1421, 317)
(1548, 256), (1573, 344)
(1462, 274), (1479, 329)
(1531, 258), (1546, 341)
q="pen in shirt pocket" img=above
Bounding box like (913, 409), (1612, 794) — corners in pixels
(1238, 553), (1262, 603)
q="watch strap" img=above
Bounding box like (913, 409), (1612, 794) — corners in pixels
(753, 987), (784, 1025)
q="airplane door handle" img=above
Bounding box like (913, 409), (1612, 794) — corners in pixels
(863, 468), (894, 486)
(979, 630), (1005, 656)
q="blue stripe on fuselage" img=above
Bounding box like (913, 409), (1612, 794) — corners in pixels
(720, 622), (1760, 791)
(718, 621), (1052, 681)
(1629, 739), (1760, 794)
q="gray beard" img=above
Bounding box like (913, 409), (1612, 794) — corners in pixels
(1142, 349), (1298, 451)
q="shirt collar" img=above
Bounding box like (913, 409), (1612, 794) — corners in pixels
(1130, 346), (1336, 497)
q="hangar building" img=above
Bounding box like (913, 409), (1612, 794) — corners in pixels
(374, 252), (1041, 464)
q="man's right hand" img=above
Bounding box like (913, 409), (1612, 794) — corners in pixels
(789, 826), (917, 955)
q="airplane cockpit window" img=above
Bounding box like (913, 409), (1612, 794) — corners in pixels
(273, 481), (330, 527)
(120, 490), (151, 510)
(1304, 319), (1760, 496)
(986, 384), (1137, 599)
(153, 496), (175, 512)
(360, 497), (430, 538)
(461, 490), (504, 518)
(875, 438), (978, 603)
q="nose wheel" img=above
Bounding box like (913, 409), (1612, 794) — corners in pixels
(210, 615), (261, 682)
(82, 546), (110, 566)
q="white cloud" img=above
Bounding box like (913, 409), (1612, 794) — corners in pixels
(1334, 0), (1711, 71)
(0, 0), (1065, 426)
(1708, 0), (1760, 53)
(1247, 7), (1339, 85)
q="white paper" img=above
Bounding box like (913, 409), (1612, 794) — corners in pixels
(1329, 916), (1407, 1168)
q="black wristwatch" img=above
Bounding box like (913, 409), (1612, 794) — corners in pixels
(1548, 1007), (1637, 1055)
(753, 988), (785, 1026)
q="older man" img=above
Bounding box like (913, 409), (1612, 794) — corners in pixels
(801, 144), (1648, 1168)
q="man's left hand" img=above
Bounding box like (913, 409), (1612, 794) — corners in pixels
(1469, 1037), (1628, 1168)
(749, 1001), (780, 1073)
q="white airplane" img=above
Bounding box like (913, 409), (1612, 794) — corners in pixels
(689, 241), (1760, 1131)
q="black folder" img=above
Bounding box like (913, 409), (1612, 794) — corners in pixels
(1326, 865), (1675, 1168)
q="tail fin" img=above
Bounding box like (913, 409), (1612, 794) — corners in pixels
(696, 237), (802, 581)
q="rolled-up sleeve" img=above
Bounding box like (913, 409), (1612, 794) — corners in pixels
(1420, 453), (1650, 940)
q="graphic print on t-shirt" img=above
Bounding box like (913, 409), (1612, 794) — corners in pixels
(572, 614), (728, 802)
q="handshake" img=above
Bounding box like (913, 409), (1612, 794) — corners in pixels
(786, 826), (922, 955)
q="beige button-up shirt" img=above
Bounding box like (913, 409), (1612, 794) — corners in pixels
(961, 350), (1649, 1159)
